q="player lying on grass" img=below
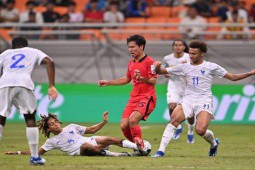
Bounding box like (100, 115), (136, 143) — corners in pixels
(5, 111), (139, 157)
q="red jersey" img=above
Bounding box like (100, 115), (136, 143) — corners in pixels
(126, 55), (157, 101)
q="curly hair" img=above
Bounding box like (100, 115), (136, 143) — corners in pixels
(172, 39), (189, 53)
(37, 113), (62, 138)
(189, 40), (207, 53)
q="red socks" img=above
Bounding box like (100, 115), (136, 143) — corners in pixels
(131, 125), (142, 140)
(122, 128), (133, 142)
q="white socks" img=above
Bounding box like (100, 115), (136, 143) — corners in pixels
(0, 125), (3, 142)
(26, 127), (39, 158)
(104, 150), (125, 157)
(176, 124), (182, 129)
(187, 123), (194, 135)
(158, 123), (176, 153)
(202, 129), (217, 148)
(122, 140), (138, 150)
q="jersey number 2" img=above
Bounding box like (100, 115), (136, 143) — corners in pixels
(10, 54), (25, 69)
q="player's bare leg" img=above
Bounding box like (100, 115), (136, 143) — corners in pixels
(169, 103), (183, 140)
(95, 136), (138, 150)
(0, 115), (6, 142)
(24, 111), (45, 165)
(196, 111), (219, 156)
(152, 105), (186, 157)
(120, 118), (133, 142)
(168, 103), (177, 117)
(129, 111), (144, 151)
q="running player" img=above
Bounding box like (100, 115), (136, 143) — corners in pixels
(0, 37), (58, 165)
(162, 39), (194, 143)
(152, 40), (255, 157)
(98, 35), (157, 154)
(5, 111), (138, 157)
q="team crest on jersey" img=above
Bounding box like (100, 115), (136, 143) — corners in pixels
(201, 70), (206, 75)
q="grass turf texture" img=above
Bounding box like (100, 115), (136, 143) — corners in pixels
(0, 123), (255, 169)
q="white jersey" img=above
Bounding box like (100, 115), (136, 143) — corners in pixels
(166, 61), (227, 102)
(42, 124), (89, 156)
(162, 53), (190, 92)
(0, 47), (49, 90)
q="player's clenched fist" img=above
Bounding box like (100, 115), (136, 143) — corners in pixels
(250, 69), (255, 75)
(102, 111), (109, 123)
(48, 86), (58, 101)
(98, 80), (109, 86)
(153, 61), (161, 72)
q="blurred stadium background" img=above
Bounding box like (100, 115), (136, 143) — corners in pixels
(0, 0), (255, 124)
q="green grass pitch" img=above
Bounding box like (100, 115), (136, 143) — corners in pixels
(0, 123), (255, 169)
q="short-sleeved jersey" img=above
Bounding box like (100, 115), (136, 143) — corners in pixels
(0, 47), (50, 90)
(166, 61), (227, 101)
(162, 53), (190, 92)
(126, 55), (157, 101)
(42, 124), (87, 156)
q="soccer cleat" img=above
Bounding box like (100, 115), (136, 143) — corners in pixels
(187, 134), (195, 144)
(134, 137), (145, 152)
(209, 138), (219, 157)
(151, 151), (165, 158)
(173, 126), (183, 140)
(30, 156), (46, 165)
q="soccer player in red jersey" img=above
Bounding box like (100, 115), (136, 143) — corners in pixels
(98, 35), (157, 153)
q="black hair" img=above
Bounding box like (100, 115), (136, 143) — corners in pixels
(12, 37), (28, 49)
(172, 39), (189, 53)
(6, 0), (15, 4)
(109, 1), (118, 6)
(38, 113), (62, 138)
(127, 34), (146, 50)
(91, 0), (98, 3)
(26, 0), (36, 6)
(29, 11), (36, 17)
(69, 1), (76, 6)
(189, 40), (207, 53)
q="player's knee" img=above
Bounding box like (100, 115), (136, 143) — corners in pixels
(169, 103), (177, 111)
(120, 123), (129, 130)
(128, 118), (139, 127)
(195, 127), (206, 136)
(169, 118), (179, 127)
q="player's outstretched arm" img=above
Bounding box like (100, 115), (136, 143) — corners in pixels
(98, 77), (131, 86)
(85, 111), (109, 134)
(4, 147), (47, 155)
(224, 70), (255, 81)
(41, 57), (59, 101)
(153, 61), (168, 75)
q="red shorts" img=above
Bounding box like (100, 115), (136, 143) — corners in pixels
(122, 96), (156, 121)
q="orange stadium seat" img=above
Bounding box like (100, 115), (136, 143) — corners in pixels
(169, 6), (187, 17)
(0, 29), (12, 41)
(151, 7), (170, 17)
(79, 29), (101, 41)
(145, 17), (168, 40)
(125, 18), (146, 29)
(35, 6), (46, 13)
(54, 7), (68, 15)
(164, 17), (182, 39)
(73, 0), (89, 12)
(15, 0), (28, 12)
(206, 17), (221, 39)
